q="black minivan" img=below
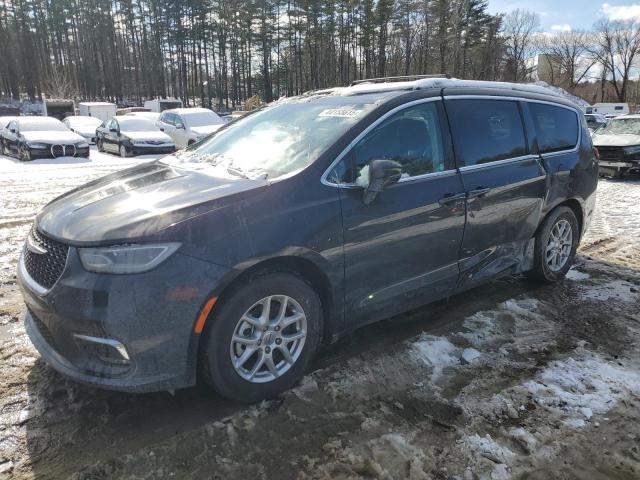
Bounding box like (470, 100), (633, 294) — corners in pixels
(18, 78), (598, 402)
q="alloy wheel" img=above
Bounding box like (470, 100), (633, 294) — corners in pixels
(545, 219), (573, 272)
(230, 295), (307, 383)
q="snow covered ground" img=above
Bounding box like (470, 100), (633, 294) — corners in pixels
(0, 155), (639, 479)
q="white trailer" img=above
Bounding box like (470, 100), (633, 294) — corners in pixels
(78, 102), (117, 122)
(586, 103), (629, 117)
(144, 99), (183, 113)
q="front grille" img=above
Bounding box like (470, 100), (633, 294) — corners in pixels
(597, 146), (623, 162)
(23, 227), (69, 289)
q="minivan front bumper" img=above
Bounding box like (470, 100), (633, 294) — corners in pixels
(18, 245), (230, 393)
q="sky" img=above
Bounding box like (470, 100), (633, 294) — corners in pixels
(486, 1), (640, 32)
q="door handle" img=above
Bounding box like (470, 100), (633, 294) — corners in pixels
(468, 187), (491, 199)
(438, 192), (466, 206)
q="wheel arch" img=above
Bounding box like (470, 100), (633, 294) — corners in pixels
(195, 254), (337, 364)
(536, 198), (584, 239)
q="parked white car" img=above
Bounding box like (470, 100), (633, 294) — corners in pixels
(63, 116), (103, 144)
(157, 108), (225, 148)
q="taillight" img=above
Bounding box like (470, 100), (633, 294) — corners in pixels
(593, 147), (600, 160)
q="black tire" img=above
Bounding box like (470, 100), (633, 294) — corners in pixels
(527, 206), (579, 283)
(18, 144), (31, 162)
(119, 144), (129, 158)
(201, 272), (323, 403)
(97, 138), (104, 152)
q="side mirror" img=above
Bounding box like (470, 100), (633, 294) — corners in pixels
(363, 159), (402, 205)
(9, 128), (16, 133)
(110, 128), (118, 133)
(176, 124), (185, 130)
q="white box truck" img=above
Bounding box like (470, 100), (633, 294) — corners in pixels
(78, 102), (117, 122)
(144, 98), (183, 113)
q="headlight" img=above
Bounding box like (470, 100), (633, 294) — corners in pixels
(26, 142), (47, 149)
(623, 145), (640, 155)
(76, 142), (90, 148)
(78, 243), (181, 274)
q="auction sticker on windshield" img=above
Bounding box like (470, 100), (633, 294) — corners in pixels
(318, 108), (362, 118)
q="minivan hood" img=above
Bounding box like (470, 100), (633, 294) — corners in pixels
(592, 133), (640, 147)
(37, 161), (269, 244)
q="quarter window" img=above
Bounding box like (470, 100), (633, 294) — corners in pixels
(447, 99), (527, 166)
(330, 101), (445, 184)
(529, 103), (578, 154)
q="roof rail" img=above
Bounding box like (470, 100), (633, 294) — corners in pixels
(350, 74), (451, 86)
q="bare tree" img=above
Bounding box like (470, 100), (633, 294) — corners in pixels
(590, 19), (640, 102)
(538, 31), (597, 89)
(502, 9), (540, 82)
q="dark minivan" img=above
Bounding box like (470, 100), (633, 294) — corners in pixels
(18, 78), (598, 402)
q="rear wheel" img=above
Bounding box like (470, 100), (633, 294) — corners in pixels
(527, 206), (579, 283)
(201, 273), (322, 403)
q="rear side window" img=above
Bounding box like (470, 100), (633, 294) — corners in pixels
(529, 103), (579, 153)
(447, 99), (527, 166)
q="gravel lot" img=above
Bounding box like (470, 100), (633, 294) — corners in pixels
(1, 152), (639, 480)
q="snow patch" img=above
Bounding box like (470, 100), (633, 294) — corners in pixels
(410, 335), (460, 379)
(465, 433), (515, 464)
(565, 268), (590, 281)
(524, 353), (640, 427)
(577, 280), (639, 302)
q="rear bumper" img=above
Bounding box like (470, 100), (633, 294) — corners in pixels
(18, 248), (230, 393)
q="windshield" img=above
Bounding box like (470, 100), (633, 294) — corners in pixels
(598, 118), (640, 135)
(165, 94), (383, 179)
(184, 111), (223, 127)
(118, 117), (156, 131)
(20, 119), (68, 132)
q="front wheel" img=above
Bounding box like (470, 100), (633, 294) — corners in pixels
(97, 138), (104, 152)
(19, 145), (31, 162)
(527, 206), (579, 283)
(119, 144), (129, 158)
(201, 273), (323, 403)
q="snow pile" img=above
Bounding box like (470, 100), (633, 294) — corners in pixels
(576, 279), (639, 302)
(523, 353), (640, 427)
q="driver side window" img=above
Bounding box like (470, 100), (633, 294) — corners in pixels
(329, 101), (445, 185)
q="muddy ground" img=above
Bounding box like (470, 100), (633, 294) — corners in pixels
(1, 153), (639, 480)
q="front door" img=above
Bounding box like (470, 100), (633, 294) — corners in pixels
(328, 99), (467, 325)
(444, 96), (547, 288)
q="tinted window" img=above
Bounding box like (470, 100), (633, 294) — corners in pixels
(447, 99), (526, 166)
(529, 103), (578, 153)
(331, 102), (445, 184)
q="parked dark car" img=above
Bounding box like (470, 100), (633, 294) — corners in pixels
(1, 117), (90, 161)
(18, 78), (598, 402)
(96, 116), (175, 157)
